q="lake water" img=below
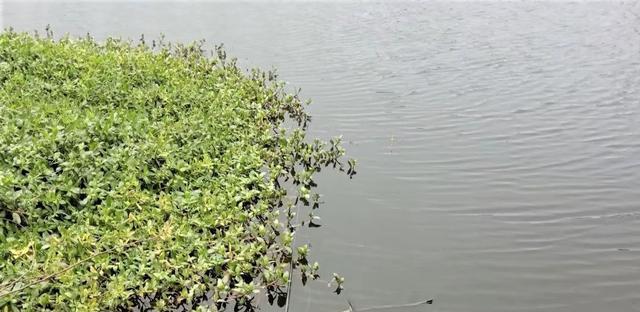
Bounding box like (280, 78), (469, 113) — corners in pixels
(4, 1), (640, 311)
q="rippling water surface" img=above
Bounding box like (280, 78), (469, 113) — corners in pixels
(4, 1), (640, 311)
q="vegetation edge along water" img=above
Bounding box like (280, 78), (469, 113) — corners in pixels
(0, 29), (355, 311)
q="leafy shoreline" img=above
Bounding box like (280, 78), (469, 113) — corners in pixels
(0, 30), (354, 311)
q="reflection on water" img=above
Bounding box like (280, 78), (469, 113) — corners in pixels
(4, 1), (640, 311)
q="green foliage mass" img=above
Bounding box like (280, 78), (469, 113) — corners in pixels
(0, 30), (355, 311)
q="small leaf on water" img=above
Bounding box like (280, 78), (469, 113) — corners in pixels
(277, 293), (287, 307)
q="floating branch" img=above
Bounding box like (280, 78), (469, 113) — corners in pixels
(340, 298), (434, 312)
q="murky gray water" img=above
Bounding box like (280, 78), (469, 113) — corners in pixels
(4, 1), (640, 311)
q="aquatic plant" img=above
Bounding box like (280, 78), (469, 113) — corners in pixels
(0, 29), (355, 311)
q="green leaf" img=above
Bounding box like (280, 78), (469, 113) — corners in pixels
(11, 212), (20, 225)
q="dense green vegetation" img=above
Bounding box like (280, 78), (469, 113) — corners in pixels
(0, 29), (354, 311)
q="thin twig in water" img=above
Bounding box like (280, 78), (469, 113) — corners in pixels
(339, 298), (434, 312)
(284, 202), (302, 312)
(284, 259), (294, 312)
